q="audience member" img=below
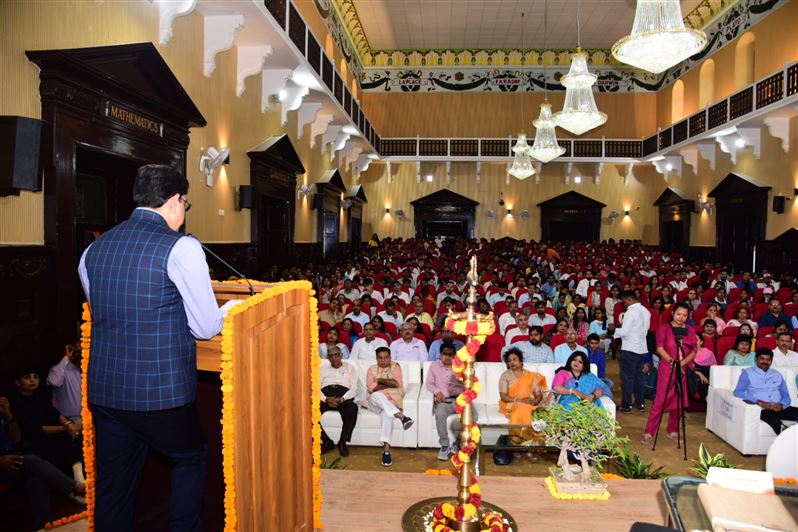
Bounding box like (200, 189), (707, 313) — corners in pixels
(365, 347), (413, 467)
(349, 323), (389, 362)
(553, 328), (587, 366)
(529, 301), (556, 327)
(345, 299), (371, 329)
(724, 335), (755, 366)
(771, 332), (798, 368)
(552, 352), (612, 410)
(319, 347), (360, 457)
(691, 335), (716, 400)
(429, 328), (464, 362)
(585, 334), (612, 389)
(390, 322), (428, 362)
(614, 290), (651, 414)
(319, 327), (350, 359)
(502, 326), (554, 364)
(758, 299), (792, 331)
(733, 348), (798, 435)
(378, 300), (404, 329)
(319, 299), (344, 326)
(46, 342), (82, 423)
(426, 344), (474, 460)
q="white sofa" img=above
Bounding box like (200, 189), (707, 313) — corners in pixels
(706, 365), (797, 455)
(319, 359), (420, 447)
(417, 361), (614, 448)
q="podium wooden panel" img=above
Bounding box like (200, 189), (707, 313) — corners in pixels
(197, 282), (314, 531)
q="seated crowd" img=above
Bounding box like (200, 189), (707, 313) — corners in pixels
(307, 237), (798, 465)
(2, 343), (87, 530)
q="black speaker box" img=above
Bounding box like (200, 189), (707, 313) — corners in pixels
(0, 116), (44, 196)
(237, 185), (254, 210)
(311, 193), (323, 210)
(773, 195), (785, 214)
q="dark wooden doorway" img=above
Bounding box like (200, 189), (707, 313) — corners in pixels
(248, 135), (304, 273)
(25, 43), (205, 351)
(654, 187), (694, 253)
(345, 185), (367, 250)
(315, 170), (346, 259)
(709, 173), (770, 268)
(410, 189), (478, 239)
(537, 191), (606, 242)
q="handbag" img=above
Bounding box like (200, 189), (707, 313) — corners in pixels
(685, 367), (700, 397)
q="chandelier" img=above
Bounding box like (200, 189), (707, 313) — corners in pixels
(529, 0), (565, 164)
(508, 12), (535, 180)
(612, 0), (707, 74)
(530, 102), (566, 163)
(553, 0), (606, 135)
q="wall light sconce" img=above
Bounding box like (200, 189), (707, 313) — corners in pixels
(794, 188), (798, 196)
(506, 209), (512, 217)
(696, 194), (715, 215)
(625, 210), (630, 216)
(199, 146), (230, 187)
(385, 207), (390, 214)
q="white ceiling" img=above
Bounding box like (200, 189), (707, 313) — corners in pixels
(351, 0), (705, 51)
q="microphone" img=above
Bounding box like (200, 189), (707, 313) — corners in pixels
(188, 234), (255, 297)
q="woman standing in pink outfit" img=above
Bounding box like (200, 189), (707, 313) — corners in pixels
(640, 302), (697, 444)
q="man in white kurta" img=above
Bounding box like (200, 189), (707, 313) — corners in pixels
(366, 347), (414, 467)
(350, 323), (389, 362)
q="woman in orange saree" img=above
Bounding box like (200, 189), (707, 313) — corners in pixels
(498, 347), (547, 444)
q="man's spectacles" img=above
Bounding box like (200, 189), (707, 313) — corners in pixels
(179, 197), (192, 212)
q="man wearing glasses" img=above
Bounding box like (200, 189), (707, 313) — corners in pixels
(78, 164), (223, 532)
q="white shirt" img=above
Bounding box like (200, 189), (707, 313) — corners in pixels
(390, 337), (428, 362)
(613, 302), (650, 354)
(488, 291), (510, 307)
(345, 311), (371, 328)
(529, 313), (556, 327)
(670, 280), (688, 291)
(575, 278), (592, 298)
(772, 348), (798, 368)
(505, 327), (531, 345)
(349, 337), (389, 362)
(498, 312), (520, 335)
(378, 310), (404, 328)
(319, 362), (361, 401)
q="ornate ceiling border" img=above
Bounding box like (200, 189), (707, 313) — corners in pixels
(315, 0), (787, 93)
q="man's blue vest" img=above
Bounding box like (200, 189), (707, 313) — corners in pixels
(85, 209), (196, 411)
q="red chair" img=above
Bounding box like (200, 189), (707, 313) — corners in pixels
(776, 288), (793, 305)
(728, 288), (742, 302)
(423, 299), (436, 316)
(702, 335), (716, 355)
(542, 323), (555, 337)
(494, 301), (509, 316)
(757, 336), (777, 350)
(504, 324), (518, 337)
(753, 303), (769, 322)
(550, 334), (566, 350)
(318, 303), (330, 311)
(757, 326), (774, 339)
(701, 288), (717, 303)
(383, 321), (399, 338)
(337, 333), (352, 349)
(509, 334), (530, 344)
(613, 301), (625, 326)
(476, 332), (505, 362)
(545, 307), (556, 316)
(723, 303), (740, 322)
(715, 336), (736, 365)
(792, 329), (798, 343)
(420, 323), (433, 342)
(722, 326), (740, 337)
(413, 333), (428, 346)
(784, 303), (798, 318)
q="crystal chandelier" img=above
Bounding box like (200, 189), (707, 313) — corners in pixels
(529, 0), (565, 164)
(530, 102), (566, 163)
(612, 0), (707, 74)
(508, 12), (535, 180)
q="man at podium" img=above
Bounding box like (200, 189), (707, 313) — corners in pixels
(78, 165), (224, 532)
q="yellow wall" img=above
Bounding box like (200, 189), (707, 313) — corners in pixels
(0, 0), (348, 245)
(358, 162), (661, 243)
(361, 91), (658, 139)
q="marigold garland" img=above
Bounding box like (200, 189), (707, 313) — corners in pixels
(774, 477), (798, 484)
(218, 280), (322, 531)
(46, 304), (96, 530)
(544, 476), (611, 501)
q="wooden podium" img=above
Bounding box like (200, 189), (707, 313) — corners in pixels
(197, 281), (316, 531)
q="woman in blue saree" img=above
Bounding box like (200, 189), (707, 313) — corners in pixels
(552, 352), (613, 410)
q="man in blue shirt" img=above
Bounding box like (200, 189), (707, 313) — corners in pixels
(733, 348), (798, 435)
(428, 327), (465, 361)
(586, 333), (613, 390)
(758, 299), (793, 331)
(78, 165), (224, 531)
(553, 328), (588, 366)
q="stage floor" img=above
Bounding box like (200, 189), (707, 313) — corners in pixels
(319, 469), (668, 531)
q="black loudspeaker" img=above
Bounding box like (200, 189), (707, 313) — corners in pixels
(237, 185), (254, 210)
(0, 116), (44, 196)
(773, 195), (785, 214)
(311, 193), (323, 210)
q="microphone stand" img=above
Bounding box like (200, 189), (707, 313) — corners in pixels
(188, 234), (255, 297)
(652, 327), (688, 460)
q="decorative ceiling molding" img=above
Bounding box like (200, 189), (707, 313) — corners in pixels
(260, 68), (292, 112)
(159, 0), (197, 45)
(236, 45), (273, 97)
(315, 0), (787, 93)
(762, 115), (792, 153)
(296, 101), (323, 139)
(309, 113), (334, 148)
(203, 13), (245, 77)
(280, 85), (309, 126)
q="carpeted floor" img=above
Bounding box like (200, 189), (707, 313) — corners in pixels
(330, 357), (766, 477)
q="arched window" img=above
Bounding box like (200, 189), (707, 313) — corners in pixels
(735, 32), (756, 90)
(671, 80), (684, 122)
(699, 59), (715, 108)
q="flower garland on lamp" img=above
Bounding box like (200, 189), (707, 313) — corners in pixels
(45, 303), (94, 530)
(218, 280), (323, 531)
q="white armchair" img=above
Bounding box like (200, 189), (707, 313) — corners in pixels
(320, 359), (420, 447)
(706, 365), (798, 455)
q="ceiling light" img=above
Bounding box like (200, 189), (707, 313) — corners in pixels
(508, 12), (535, 181)
(612, 0), (707, 74)
(425, 174), (433, 182)
(574, 175), (582, 184)
(735, 137), (745, 148)
(529, 103), (566, 163)
(553, 0), (607, 135)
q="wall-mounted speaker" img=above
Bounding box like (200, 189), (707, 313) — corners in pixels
(0, 116), (44, 196)
(311, 193), (323, 210)
(773, 195), (785, 214)
(236, 185), (253, 210)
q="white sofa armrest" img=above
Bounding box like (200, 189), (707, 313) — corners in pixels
(709, 389), (771, 455)
(418, 385), (438, 447)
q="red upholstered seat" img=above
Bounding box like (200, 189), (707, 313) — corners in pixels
(753, 303), (769, 322)
(722, 326), (740, 338)
(542, 324), (555, 336)
(728, 288), (742, 302)
(550, 334), (566, 350)
(351, 321), (363, 334)
(785, 303), (798, 318)
(375, 332), (390, 343)
(776, 288), (793, 305)
(757, 337), (777, 350)
(757, 326), (774, 339)
(715, 336), (736, 365)
(384, 322), (398, 337)
(476, 332), (505, 362)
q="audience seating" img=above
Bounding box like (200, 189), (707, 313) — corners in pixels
(705, 365), (797, 455)
(757, 337), (777, 350)
(319, 359), (420, 447)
